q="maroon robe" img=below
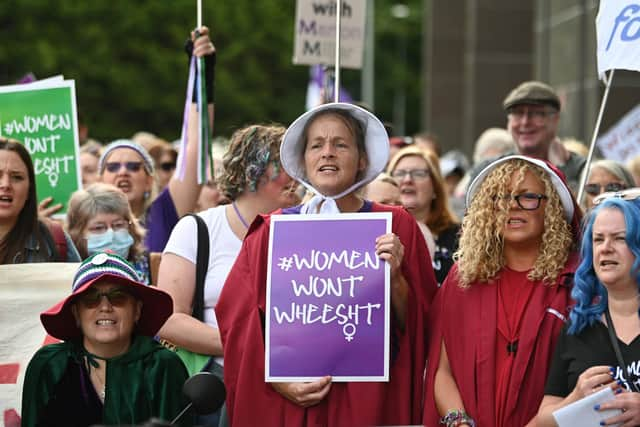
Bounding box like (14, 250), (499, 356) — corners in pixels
(217, 203), (437, 427)
(423, 254), (579, 427)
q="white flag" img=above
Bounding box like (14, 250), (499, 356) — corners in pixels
(597, 103), (640, 162)
(596, 1), (640, 78)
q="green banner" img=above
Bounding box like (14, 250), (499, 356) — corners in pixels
(0, 80), (81, 215)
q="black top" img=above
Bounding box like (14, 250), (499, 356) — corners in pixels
(38, 358), (103, 427)
(545, 321), (640, 397)
(432, 223), (460, 285)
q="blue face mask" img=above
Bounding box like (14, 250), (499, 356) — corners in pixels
(86, 229), (134, 259)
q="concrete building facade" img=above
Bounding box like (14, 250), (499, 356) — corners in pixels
(423, 0), (640, 158)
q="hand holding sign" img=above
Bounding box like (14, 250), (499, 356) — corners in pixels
(596, 389), (640, 425)
(266, 213), (391, 382)
(38, 196), (63, 219)
(375, 232), (405, 278)
(271, 376), (332, 408)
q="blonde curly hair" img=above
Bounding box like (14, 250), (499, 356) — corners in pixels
(455, 159), (573, 287)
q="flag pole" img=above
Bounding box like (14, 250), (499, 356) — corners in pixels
(334, 0), (342, 102)
(576, 69), (615, 205)
(197, 0), (202, 28)
(196, 0), (211, 183)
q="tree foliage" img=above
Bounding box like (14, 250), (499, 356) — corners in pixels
(0, 0), (423, 142)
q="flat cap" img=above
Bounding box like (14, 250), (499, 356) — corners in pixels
(503, 81), (561, 111)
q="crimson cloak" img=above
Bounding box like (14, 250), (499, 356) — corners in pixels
(217, 202), (437, 427)
(423, 254), (579, 427)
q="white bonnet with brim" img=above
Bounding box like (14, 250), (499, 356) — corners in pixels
(281, 102), (389, 213)
(466, 155), (574, 223)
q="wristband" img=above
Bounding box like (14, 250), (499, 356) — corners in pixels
(439, 409), (476, 427)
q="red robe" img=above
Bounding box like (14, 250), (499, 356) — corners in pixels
(217, 203), (437, 427)
(423, 254), (579, 427)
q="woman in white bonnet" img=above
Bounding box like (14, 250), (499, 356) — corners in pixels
(216, 102), (438, 426)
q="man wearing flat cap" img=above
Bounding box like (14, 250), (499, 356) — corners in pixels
(469, 81), (586, 193)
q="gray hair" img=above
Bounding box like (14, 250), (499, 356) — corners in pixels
(588, 159), (636, 188)
(66, 183), (146, 259)
(473, 128), (515, 165)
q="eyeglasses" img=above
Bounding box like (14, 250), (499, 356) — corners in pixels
(391, 169), (430, 181)
(507, 107), (557, 124)
(494, 192), (548, 210)
(78, 288), (133, 308)
(584, 182), (626, 196)
(87, 219), (130, 235)
(104, 161), (143, 173)
(593, 187), (640, 206)
(159, 162), (176, 172)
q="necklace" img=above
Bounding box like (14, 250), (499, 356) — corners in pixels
(232, 201), (250, 229)
(92, 370), (106, 401)
(88, 360), (106, 402)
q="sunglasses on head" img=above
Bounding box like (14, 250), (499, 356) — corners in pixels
(78, 287), (133, 308)
(105, 161), (143, 173)
(584, 182), (626, 196)
(592, 187), (640, 206)
(159, 162), (176, 172)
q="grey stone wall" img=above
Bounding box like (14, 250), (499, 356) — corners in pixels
(423, 0), (640, 160)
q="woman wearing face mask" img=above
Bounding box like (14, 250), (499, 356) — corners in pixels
(66, 183), (149, 284)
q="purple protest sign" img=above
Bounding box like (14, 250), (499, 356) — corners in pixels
(265, 212), (391, 382)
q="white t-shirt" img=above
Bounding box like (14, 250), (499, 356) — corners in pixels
(163, 204), (242, 331)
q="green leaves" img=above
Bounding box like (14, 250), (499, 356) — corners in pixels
(1, 0), (423, 142)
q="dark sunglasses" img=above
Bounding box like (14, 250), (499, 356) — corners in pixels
(105, 161), (143, 173)
(493, 192), (548, 210)
(79, 288), (133, 308)
(159, 162), (176, 172)
(584, 182), (626, 196)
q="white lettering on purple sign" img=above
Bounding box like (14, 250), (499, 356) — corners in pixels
(273, 249), (383, 342)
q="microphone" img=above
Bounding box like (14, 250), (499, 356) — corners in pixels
(171, 372), (226, 425)
(91, 372), (226, 427)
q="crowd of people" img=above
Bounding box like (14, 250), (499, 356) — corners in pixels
(3, 24), (640, 427)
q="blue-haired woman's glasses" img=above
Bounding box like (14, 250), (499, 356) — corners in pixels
(592, 187), (640, 206)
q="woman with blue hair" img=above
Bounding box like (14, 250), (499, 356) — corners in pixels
(537, 190), (640, 426)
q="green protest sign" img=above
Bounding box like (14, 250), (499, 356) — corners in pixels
(0, 80), (81, 215)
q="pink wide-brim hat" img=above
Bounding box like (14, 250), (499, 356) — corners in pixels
(40, 252), (172, 341)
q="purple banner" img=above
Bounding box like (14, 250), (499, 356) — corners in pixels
(266, 213), (390, 381)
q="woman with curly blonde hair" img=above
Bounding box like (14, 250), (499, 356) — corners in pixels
(423, 155), (582, 427)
